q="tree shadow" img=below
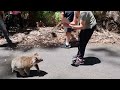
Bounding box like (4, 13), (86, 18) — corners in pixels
(0, 42), (19, 50)
(16, 70), (48, 78)
(13, 44), (60, 52)
(82, 57), (101, 65)
(16, 46), (34, 52)
(0, 42), (18, 47)
(40, 45), (60, 50)
(90, 47), (120, 57)
(0, 43), (8, 47)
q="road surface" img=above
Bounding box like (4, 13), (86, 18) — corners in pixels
(0, 43), (120, 79)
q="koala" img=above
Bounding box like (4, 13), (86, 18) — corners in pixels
(11, 53), (43, 77)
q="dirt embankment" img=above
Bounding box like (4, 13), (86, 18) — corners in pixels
(1, 27), (120, 49)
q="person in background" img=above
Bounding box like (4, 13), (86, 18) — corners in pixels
(0, 11), (14, 48)
(8, 11), (23, 29)
(61, 11), (74, 48)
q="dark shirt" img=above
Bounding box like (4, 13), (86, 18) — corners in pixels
(64, 11), (74, 22)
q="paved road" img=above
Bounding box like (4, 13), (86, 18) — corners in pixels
(0, 43), (120, 79)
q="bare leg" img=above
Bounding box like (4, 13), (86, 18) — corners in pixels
(65, 32), (72, 45)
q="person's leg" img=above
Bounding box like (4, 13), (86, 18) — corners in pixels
(64, 28), (73, 48)
(6, 14), (13, 30)
(73, 26), (96, 65)
(16, 13), (23, 28)
(0, 19), (12, 44)
(65, 32), (71, 45)
(77, 29), (95, 58)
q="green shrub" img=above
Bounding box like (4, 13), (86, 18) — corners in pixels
(36, 11), (56, 26)
(54, 11), (61, 23)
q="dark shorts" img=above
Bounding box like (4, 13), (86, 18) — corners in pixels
(64, 27), (74, 32)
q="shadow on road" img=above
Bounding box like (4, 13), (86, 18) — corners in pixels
(15, 46), (34, 52)
(90, 47), (120, 57)
(83, 57), (101, 65)
(0, 42), (18, 50)
(0, 42), (18, 47)
(16, 70), (48, 78)
(40, 45), (60, 50)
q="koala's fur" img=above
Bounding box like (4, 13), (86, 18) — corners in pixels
(11, 53), (43, 76)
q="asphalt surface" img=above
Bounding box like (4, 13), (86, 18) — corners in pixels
(0, 43), (120, 79)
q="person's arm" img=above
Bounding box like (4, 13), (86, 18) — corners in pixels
(69, 20), (86, 30)
(70, 11), (80, 25)
(69, 11), (86, 30)
(60, 11), (71, 27)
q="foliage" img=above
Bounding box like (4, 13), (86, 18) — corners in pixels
(54, 11), (61, 23)
(36, 11), (56, 26)
(19, 11), (120, 33)
(25, 11), (61, 26)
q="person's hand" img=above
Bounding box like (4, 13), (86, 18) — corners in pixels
(69, 24), (78, 30)
(70, 21), (76, 25)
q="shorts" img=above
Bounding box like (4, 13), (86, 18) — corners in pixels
(64, 27), (74, 32)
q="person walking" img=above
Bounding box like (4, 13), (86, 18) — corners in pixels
(63, 11), (97, 66)
(0, 11), (14, 48)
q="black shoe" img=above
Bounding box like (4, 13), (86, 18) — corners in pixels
(7, 40), (12, 44)
(72, 55), (79, 63)
(8, 42), (17, 49)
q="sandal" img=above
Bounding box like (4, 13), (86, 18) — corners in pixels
(72, 57), (84, 67)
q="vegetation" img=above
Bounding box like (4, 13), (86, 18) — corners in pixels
(1, 11), (120, 48)
(21, 11), (61, 27)
(20, 11), (120, 33)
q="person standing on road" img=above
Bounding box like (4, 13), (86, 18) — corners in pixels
(0, 11), (14, 47)
(63, 11), (97, 66)
(61, 11), (75, 48)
